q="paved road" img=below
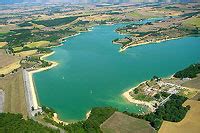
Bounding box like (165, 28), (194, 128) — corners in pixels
(0, 89), (4, 113)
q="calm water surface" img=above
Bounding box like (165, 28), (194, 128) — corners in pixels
(33, 22), (200, 121)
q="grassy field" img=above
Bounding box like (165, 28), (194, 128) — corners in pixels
(13, 46), (23, 52)
(129, 11), (146, 18)
(15, 49), (37, 57)
(0, 24), (18, 34)
(183, 16), (200, 28)
(0, 70), (28, 117)
(159, 100), (200, 133)
(100, 112), (156, 133)
(25, 41), (50, 48)
(0, 49), (21, 75)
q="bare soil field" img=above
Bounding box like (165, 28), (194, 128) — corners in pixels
(182, 74), (200, 90)
(100, 112), (155, 133)
(159, 100), (200, 133)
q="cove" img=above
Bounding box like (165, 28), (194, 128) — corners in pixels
(33, 22), (200, 121)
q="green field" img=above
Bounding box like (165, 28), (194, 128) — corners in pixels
(26, 41), (50, 48)
(183, 17), (200, 28)
(32, 16), (78, 27)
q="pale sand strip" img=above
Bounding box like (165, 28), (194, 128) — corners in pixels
(0, 89), (4, 113)
(52, 113), (69, 125)
(86, 110), (91, 119)
(122, 81), (155, 112)
(119, 37), (181, 52)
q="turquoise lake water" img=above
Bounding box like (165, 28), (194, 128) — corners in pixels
(33, 22), (200, 121)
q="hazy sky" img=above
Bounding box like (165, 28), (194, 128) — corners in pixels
(0, 0), (198, 4)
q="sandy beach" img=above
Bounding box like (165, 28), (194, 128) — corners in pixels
(86, 110), (91, 119)
(122, 81), (155, 112)
(52, 113), (69, 125)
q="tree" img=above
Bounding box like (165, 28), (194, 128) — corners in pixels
(154, 93), (160, 99)
(31, 106), (34, 111)
(0, 74), (5, 77)
(134, 88), (139, 94)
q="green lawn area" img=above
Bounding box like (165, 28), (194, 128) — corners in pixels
(134, 93), (154, 102)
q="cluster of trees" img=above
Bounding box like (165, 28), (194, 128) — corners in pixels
(0, 113), (59, 132)
(18, 21), (33, 27)
(145, 94), (189, 130)
(174, 63), (200, 78)
(121, 37), (132, 46)
(124, 94), (189, 130)
(74, 20), (90, 26)
(32, 16), (78, 27)
(3, 29), (33, 47)
(154, 92), (170, 100)
(64, 107), (117, 133)
(37, 47), (53, 54)
(1, 25), (77, 53)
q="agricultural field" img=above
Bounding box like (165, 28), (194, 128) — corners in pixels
(101, 112), (156, 133)
(0, 49), (21, 75)
(159, 100), (200, 133)
(0, 24), (19, 34)
(15, 50), (37, 57)
(0, 70), (28, 117)
(182, 16), (200, 28)
(25, 41), (50, 48)
(32, 16), (78, 27)
(182, 74), (200, 90)
(0, 42), (7, 48)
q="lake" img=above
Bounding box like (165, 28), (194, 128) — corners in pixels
(33, 22), (200, 121)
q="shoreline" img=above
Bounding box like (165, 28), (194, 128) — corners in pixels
(86, 110), (91, 119)
(119, 37), (181, 52)
(25, 22), (181, 123)
(24, 31), (92, 123)
(52, 113), (69, 125)
(23, 51), (58, 117)
(122, 81), (156, 112)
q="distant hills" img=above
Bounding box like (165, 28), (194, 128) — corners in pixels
(0, 0), (199, 4)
